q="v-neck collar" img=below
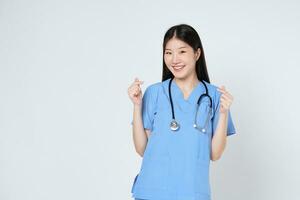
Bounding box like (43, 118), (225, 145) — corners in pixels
(162, 78), (207, 113)
(171, 78), (202, 105)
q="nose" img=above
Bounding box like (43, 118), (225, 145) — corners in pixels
(171, 53), (180, 64)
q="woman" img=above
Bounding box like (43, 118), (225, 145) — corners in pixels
(127, 24), (236, 200)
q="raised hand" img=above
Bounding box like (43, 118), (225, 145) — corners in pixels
(217, 86), (234, 113)
(127, 77), (144, 106)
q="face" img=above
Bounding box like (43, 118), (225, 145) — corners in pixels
(164, 37), (201, 80)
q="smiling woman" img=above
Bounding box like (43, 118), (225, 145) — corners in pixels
(127, 24), (236, 200)
(164, 38), (201, 80)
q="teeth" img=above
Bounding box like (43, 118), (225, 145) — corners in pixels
(173, 65), (184, 70)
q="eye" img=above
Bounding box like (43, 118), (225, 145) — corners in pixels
(165, 51), (171, 55)
(180, 50), (186, 53)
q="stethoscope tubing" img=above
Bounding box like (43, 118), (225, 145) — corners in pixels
(168, 77), (212, 133)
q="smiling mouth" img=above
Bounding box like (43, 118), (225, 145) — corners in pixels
(172, 65), (185, 71)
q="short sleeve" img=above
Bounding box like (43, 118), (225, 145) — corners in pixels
(130, 84), (158, 132)
(211, 89), (236, 137)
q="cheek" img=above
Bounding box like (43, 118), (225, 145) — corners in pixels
(164, 56), (172, 67)
(184, 54), (196, 62)
(184, 56), (197, 67)
(164, 55), (170, 63)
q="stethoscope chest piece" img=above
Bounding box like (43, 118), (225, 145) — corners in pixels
(170, 120), (180, 131)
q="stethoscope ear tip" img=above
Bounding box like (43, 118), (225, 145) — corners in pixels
(193, 124), (206, 133)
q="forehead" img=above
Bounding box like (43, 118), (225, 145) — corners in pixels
(165, 38), (191, 50)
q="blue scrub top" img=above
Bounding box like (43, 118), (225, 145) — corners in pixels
(131, 78), (236, 200)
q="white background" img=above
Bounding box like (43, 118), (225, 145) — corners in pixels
(0, 0), (299, 199)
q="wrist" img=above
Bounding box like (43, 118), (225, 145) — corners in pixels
(134, 104), (142, 110)
(219, 110), (228, 117)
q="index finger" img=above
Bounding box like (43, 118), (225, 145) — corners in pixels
(219, 85), (226, 90)
(134, 77), (143, 83)
(134, 80), (144, 85)
(132, 80), (144, 87)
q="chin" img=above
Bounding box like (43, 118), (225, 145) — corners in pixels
(173, 70), (195, 80)
(172, 73), (187, 80)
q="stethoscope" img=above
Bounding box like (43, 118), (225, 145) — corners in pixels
(168, 77), (213, 133)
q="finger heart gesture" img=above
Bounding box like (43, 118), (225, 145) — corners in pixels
(217, 86), (234, 113)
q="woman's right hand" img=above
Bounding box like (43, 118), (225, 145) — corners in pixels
(128, 78), (144, 106)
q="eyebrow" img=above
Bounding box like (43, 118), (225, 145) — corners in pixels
(165, 46), (187, 50)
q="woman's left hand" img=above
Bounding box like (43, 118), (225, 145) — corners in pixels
(217, 86), (234, 114)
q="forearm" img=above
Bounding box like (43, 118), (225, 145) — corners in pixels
(132, 105), (148, 156)
(211, 111), (228, 161)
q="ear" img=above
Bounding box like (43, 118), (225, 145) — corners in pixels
(195, 48), (201, 61)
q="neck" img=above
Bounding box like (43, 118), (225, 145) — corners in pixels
(174, 74), (199, 92)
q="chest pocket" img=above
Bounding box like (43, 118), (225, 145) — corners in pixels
(151, 106), (169, 135)
(151, 93), (171, 134)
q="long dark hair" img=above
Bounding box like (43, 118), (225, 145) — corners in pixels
(162, 24), (210, 83)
